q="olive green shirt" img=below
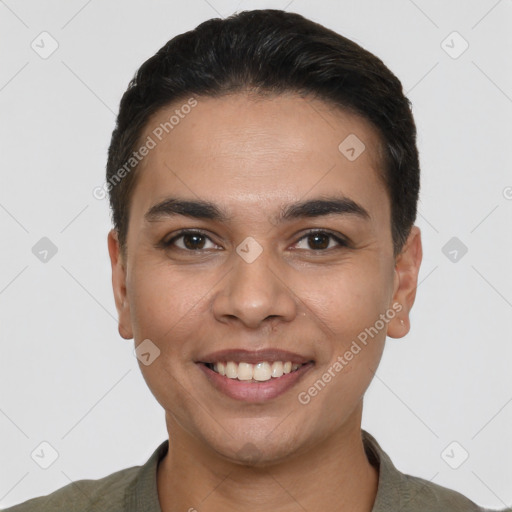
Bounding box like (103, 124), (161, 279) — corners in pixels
(2, 430), (497, 511)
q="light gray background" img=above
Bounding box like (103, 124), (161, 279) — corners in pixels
(1, 0), (511, 509)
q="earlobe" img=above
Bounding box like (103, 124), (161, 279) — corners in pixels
(107, 229), (134, 340)
(387, 226), (422, 339)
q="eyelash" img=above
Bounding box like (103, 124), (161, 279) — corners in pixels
(161, 229), (349, 252)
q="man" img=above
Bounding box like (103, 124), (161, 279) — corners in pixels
(4, 9), (498, 512)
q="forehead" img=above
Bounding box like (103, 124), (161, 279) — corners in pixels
(130, 92), (388, 225)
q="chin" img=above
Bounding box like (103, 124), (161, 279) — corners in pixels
(207, 431), (305, 468)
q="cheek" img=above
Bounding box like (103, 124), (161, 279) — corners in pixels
(309, 263), (391, 392)
(126, 263), (210, 410)
(295, 268), (389, 428)
(127, 262), (212, 345)
(301, 262), (393, 341)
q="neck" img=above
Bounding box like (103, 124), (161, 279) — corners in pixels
(157, 407), (379, 512)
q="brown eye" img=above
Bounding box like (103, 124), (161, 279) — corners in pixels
(293, 230), (348, 251)
(164, 230), (218, 251)
(181, 233), (206, 250)
(307, 232), (330, 250)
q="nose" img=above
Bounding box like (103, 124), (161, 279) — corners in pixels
(211, 245), (298, 330)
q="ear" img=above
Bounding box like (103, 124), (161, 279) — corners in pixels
(107, 229), (133, 340)
(387, 226), (423, 339)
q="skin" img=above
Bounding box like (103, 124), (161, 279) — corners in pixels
(108, 92), (422, 512)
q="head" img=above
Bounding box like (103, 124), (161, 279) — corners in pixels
(107, 9), (422, 465)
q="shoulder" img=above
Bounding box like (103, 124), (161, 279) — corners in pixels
(2, 440), (168, 512)
(361, 430), (496, 512)
(1, 465), (140, 512)
(398, 471), (494, 512)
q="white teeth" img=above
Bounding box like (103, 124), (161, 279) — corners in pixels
(237, 362), (253, 381)
(254, 362), (271, 381)
(225, 361), (238, 379)
(271, 361), (284, 378)
(210, 361), (304, 381)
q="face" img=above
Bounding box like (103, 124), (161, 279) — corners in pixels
(108, 92), (422, 465)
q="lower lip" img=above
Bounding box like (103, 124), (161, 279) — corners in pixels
(197, 362), (314, 402)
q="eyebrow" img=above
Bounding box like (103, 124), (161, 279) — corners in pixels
(144, 195), (370, 224)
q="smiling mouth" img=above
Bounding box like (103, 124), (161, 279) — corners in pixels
(202, 360), (310, 382)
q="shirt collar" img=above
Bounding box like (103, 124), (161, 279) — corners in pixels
(362, 429), (403, 510)
(125, 440), (168, 511)
(126, 430), (401, 512)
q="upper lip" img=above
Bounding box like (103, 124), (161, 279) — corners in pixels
(197, 349), (313, 365)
